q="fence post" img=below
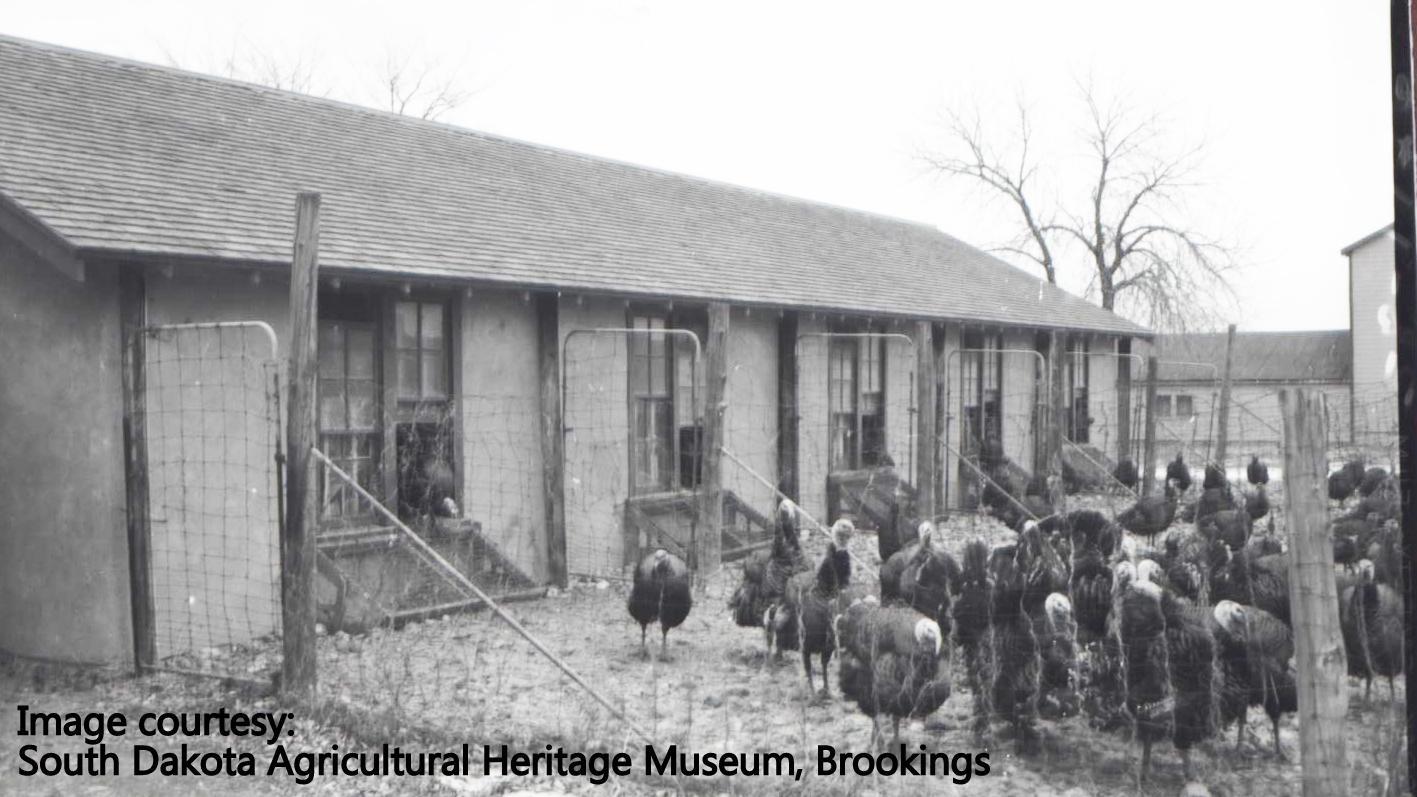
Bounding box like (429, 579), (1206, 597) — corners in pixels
(777, 311), (799, 502)
(1215, 323), (1237, 467)
(1116, 338), (1132, 465)
(1142, 356), (1159, 496)
(915, 321), (936, 519)
(1279, 389), (1348, 796)
(282, 191), (320, 700)
(119, 266), (156, 670)
(697, 302), (729, 574)
(537, 292), (567, 588)
(1048, 331), (1065, 492)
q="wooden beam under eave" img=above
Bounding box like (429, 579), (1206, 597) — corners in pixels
(0, 196), (85, 282)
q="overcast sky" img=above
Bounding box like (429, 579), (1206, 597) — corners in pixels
(3, 1), (1392, 332)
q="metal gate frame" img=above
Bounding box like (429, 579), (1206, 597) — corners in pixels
(125, 320), (283, 683)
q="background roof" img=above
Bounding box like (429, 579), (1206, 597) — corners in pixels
(1149, 330), (1351, 383)
(0, 35), (1147, 336)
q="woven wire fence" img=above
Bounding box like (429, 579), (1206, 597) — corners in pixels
(136, 322), (283, 681)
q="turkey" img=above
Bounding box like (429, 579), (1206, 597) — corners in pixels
(1366, 519), (1403, 590)
(1167, 453), (1193, 493)
(1247, 455), (1270, 486)
(1068, 509), (1123, 560)
(1213, 548), (1290, 627)
(879, 489), (921, 563)
(1202, 462), (1227, 491)
(1113, 457), (1140, 491)
(893, 528), (963, 635)
(729, 499), (810, 657)
(1212, 600), (1296, 757)
(1358, 466), (1391, 498)
(1340, 559), (1405, 702)
(1116, 570), (1218, 781)
(836, 599), (950, 747)
(1116, 479), (1179, 544)
(771, 519), (853, 696)
(1069, 540), (1115, 643)
(951, 538), (996, 738)
(1194, 485), (1238, 527)
(1328, 460), (1367, 503)
(1034, 593), (1081, 719)
(987, 521), (1069, 752)
(1244, 485), (1270, 522)
(627, 549), (693, 658)
(879, 521), (935, 603)
(1200, 508), (1251, 552)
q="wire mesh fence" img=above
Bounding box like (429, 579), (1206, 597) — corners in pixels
(134, 322), (283, 681)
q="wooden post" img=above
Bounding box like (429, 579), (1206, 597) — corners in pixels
(1116, 338), (1132, 464)
(777, 311), (799, 502)
(697, 302), (729, 574)
(1142, 356), (1159, 496)
(1047, 331), (1066, 483)
(282, 192), (320, 700)
(119, 266), (155, 670)
(932, 324), (948, 514)
(536, 293), (567, 587)
(914, 321), (936, 519)
(1215, 323), (1237, 468)
(1278, 389), (1348, 796)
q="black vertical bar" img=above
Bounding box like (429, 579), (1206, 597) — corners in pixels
(119, 265), (155, 670)
(1389, 0), (1416, 788)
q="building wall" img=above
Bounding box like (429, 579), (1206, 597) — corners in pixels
(1086, 337), (1122, 457)
(144, 266), (289, 658)
(1349, 232), (1399, 444)
(795, 315), (830, 524)
(559, 297), (631, 577)
(462, 290), (546, 581)
(1150, 381), (1355, 477)
(0, 241), (130, 664)
(999, 329), (1039, 470)
(723, 308), (780, 523)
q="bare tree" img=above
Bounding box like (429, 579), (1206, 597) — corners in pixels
(164, 42), (321, 95)
(923, 85), (1236, 331)
(379, 52), (471, 121)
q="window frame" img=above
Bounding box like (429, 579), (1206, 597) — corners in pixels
(827, 326), (888, 472)
(626, 307), (706, 497)
(316, 292), (385, 524)
(960, 329), (1004, 457)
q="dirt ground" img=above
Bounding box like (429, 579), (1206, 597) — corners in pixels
(3, 488), (1406, 796)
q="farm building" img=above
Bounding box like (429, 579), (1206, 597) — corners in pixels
(0, 34), (1146, 669)
(1343, 224), (1402, 452)
(1139, 330), (1354, 472)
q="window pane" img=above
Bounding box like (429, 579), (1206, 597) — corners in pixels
(318, 323), (345, 379)
(319, 379), (346, 430)
(397, 350), (420, 398)
(348, 380), (376, 429)
(347, 327), (375, 379)
(395, 302), (419, 349)
(420, 303), (444, 349)
(421, 350), (447, 397)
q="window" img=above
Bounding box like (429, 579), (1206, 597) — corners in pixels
(395, 301), (448, 402)
(828, 333), (887, 471)
(961, 330), (1003, 457)
(393, 299), (455, 519)
(318, 321), (380, 519)
(1156, 395), (1173, 417)
(628, 311), (705, 495)
(1064, 336), (1090, 443)
(1175, 394), (1194, 418)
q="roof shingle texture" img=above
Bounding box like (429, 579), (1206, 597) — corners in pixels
(0, 35), (1146, 336)
(1150, 330), (1351, 383)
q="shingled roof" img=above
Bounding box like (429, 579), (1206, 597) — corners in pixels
(0, 35), (1147, 337)
(1150, 330), (1351, 383)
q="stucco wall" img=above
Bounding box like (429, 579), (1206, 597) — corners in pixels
(462, 290), (547, 581)
(0, 241), (130, 664)
(795, 316), (830, 522)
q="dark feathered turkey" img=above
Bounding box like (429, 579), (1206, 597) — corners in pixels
(1247, 455), (1269, 486)
(729, 499), (809, 639)
(772, 520), (853, 694)
(1212, 600), (1296, 756)
(1114, 457), (1140, 491)
(836, 599), (950, 747)
(1117, 480), (1179, 542)
(1340, 560), (1405, 702)
(1202, 462), (1227, 491)
(1167, 454), (1193, 493)
(627, 549), (692, 657)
